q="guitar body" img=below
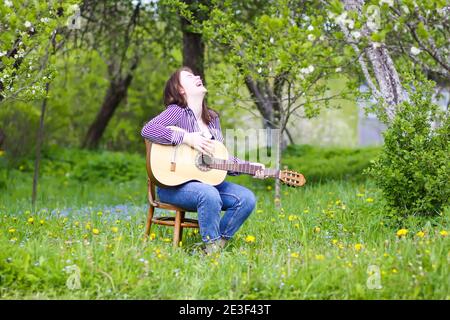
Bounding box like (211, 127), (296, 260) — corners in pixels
(149, 126), (229, 187)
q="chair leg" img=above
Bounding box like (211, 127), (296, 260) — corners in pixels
(144, 205), (155, 240)
(173, 210), (182, 248)
(178, 211), (185, 244)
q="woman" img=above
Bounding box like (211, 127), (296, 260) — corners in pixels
(141, 66), (266, 254)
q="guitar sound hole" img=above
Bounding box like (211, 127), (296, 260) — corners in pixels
(195, 153), (213, 172)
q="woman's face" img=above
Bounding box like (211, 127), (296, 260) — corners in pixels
(179, 70), (207, 96)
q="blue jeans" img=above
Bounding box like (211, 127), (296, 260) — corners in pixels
(156, 181), (256, 243)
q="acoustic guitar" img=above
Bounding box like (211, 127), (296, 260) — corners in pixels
(148, 126), (306, 188)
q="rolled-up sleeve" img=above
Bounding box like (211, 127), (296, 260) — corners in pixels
(141, 105), (185, 146)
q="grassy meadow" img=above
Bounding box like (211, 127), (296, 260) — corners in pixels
(0, 145), (449, 299)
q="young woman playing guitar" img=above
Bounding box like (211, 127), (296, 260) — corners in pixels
(141, 66), (267, 254)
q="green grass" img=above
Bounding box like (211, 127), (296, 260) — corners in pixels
(0, 147), (449, 299)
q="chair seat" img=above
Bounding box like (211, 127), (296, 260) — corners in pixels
(153, 200), (188, 212)
(152, 216), (199, 228)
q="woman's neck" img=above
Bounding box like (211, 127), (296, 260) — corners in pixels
(186, 95), (204, 120)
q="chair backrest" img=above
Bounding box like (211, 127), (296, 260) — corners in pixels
(144, 139), (157, 205)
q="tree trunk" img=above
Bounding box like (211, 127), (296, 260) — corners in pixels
(0, 128), (5, 149)
(180, 0), (206, 82)
(82, 73), (134, 149)
(341, 0), (405, 122)
(32, 82), (50, 212)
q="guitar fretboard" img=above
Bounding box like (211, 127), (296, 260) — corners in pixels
(205, 156), (279, 177)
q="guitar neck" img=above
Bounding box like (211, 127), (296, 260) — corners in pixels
(208, 157), (279, 177)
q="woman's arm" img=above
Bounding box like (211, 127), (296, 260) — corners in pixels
(141, 105), (185, 146)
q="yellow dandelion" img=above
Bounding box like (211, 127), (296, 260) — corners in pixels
(163, 238), (171, 242)
(211, 259), (219, 266)
(288, 215), (298, 221)
(92, 228), (100, 235)
(39, 219), (45, 225)
(150, 233), (156, 240)
(313, 227), (321, 233)
(383, 253), (389, 257)
(354, 243), (363, 251)
(155, 248), (161, 254)
(266, 185), (272, 191)
(392, 268), (398, 273)
(245, 235), (256, 243)
(111, 226), (119, 233)
(366, 198), (374, 203)
(8, 228), (16, 233)
(347, 262), (353, 268)
(290, 252), (300, 258)
(294, 223), (300, 229)
(440, 230), (448, 237)
(157, 253), (164, 259)
(315, 254), (325, 261)
(27, 217), (34, 224)
(416, 231), (425, 238)
(85, 223), (91, 230)
(74, 221), (80, 227)
(396, 229), (408, 237)
(193, 229), (199, 234)
(97, 211), (103, 217)
(332, 239), (338, 245)
(256, 209), (263, 214)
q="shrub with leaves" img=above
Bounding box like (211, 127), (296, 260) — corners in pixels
(367, 75), (449, 217)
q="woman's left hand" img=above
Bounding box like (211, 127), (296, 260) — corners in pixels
(251, 162), (266, 179)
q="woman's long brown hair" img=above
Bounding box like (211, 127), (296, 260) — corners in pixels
(163, 66), (218, 124)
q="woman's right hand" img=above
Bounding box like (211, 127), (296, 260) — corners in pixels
(182, 132), (215, 156)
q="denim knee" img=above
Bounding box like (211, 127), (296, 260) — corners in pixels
(197, 186), (223, 209)
(242, 190), (257, 212)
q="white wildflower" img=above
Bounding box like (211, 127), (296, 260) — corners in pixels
(0, 51), (6, 57)
(307, 25), (314, 31)
(24, 21), (32, 28)
(307, 34), (315, 41)
(335, 67), (342, 73)
(4, 0), (12, 7)
(269, 37), (274, 44)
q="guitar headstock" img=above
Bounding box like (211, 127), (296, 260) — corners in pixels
(279, 169), (306, 187)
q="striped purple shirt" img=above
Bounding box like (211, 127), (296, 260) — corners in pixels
(141, 104), (248, 175)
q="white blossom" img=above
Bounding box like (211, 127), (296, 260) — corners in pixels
(307, 34), (316, 41)
(257, 67), (262, 74)
(40, 17), (49, 23)
(351, 31), (361, 39)
(0, 51), (6, 57)
(300, 65), (315, 75)
(307, 25), (314, 31)
(379, 0), (393, 6)
(4, 0), (13, 7)
(410, 46), (421, 55)
(24, 21), (32, 28)
(269, 37), (274, 44)
(335, 67), (342, 73)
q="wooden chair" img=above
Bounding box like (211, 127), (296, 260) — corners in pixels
(144, 139), (199, 248)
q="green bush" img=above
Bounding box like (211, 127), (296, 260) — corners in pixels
(367, 76), (449, 217)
